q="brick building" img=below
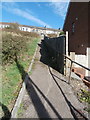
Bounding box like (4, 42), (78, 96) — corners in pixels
(63, 2), (90, 55)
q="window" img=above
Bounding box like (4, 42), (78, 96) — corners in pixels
(35, 29), (38, 32)
(0, 25), (2, 28)
(72, 22), (75, 33)
(26, 28), (28, 31)
(32, 29), (35, 32)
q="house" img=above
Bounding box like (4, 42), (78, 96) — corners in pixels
(63, 1), (90, 77)
(63, 2), (90, 55)
(0, 22), (61, 36)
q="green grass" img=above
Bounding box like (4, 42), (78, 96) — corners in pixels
(2, 36), (39, 111)
(79, 89), (90, 104)
(17, 103), (24, 117)
(2, 64), (21, 107)
(78, 89), (90, 113)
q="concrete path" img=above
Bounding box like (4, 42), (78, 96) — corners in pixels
(18, 45), (88, 119)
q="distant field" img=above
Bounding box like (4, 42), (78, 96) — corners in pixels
(1, 30), (40, 113)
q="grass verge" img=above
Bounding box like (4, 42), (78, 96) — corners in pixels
(2, 36), (39, 113)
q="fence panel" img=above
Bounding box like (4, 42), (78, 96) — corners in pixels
(43, 35), (65, 74)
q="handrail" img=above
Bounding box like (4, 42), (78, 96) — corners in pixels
(43, 36), (90, 84)
(63, 54), (90, 84)
(63, 54), (90, 71)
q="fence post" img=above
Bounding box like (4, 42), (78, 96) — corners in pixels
(68, 61), (73, 84)
(66, 31), (68, 57)
(86, 48), (90, 119)
(70, 52), (75, 67)
(86, 48), (90, 76)
(65, 31), (69, 76)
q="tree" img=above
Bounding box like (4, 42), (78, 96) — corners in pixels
(59, 31), (65, 36)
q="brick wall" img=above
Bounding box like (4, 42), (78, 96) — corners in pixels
(88, 2), (90, 47)
(63, 2), (89, 55)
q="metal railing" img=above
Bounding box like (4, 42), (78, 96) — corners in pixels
(63, 54), (90, 84)
(43, 35), (90, 84)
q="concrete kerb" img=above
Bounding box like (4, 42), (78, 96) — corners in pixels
(11, 43), (39, 118)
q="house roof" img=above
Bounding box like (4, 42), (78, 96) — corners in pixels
(0, 22), (62, 32)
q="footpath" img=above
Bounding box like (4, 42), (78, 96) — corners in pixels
(17, 44), (88, 119)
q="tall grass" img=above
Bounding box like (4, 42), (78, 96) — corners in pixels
(2, 31), (40, 111)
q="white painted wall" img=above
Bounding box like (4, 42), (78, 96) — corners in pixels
(54, 31), (58, 34)
(0, 23), (60, 35)
(46, 30), (55, 34)
(86, 48), (90, 76)
(75, 55), (87, 67)
(0, 24), (9, 28)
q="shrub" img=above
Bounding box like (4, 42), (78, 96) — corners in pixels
(18, 31), (40, 38)
(6, 23), (19, 30)
(2, 24), (40, 65)
(79, 89), (90, 104)
(59, 31), (65, 36)
(2, 28), (40, 38)
(47, 33), (57, 38)
(2, 32), (28, 65)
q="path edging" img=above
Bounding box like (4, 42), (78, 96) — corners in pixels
(11, 44), (39, 118)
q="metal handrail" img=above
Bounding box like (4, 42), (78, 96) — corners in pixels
(47, 48), (90, 83)
(62, 53), (90, 84)
(43, 35), (90, 84)
(64, 54), (90, 71)
(53, 51), (90, 83)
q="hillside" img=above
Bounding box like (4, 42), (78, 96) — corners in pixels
(1, 28), (40, 117)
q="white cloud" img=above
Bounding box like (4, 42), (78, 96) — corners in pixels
(13, 8), (52, 28)
(49, 1), (69, 19)
(2, 3), (52, 28)
(2, 2), (18, 10)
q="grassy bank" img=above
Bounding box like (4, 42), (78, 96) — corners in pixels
(2, 31), (40, 112)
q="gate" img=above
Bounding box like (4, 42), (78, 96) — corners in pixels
(42, 35), (66, 74)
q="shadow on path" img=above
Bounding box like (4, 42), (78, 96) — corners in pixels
(0, 102), (11, 120)
(52, 73), (68, 84)
(38, 40), (60, 72)
(15, 55), (63, 119)
(38, 36), (65, 74)
(38, 40), (51, 66)
(48, 67), (88, 120)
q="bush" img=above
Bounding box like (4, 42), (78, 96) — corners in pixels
(18, 31), (40, 38)
(6, 23), (19, 30)
(2, 24), (40, 65)
(2, 32), (28, 65)
(59, 31), (65, 36)
(2, 28), (40, 38)
(47, 33), (57, 38)
(79, 89), (90, 104)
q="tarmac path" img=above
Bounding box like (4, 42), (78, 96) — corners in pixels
(18, 42), (88, 119)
